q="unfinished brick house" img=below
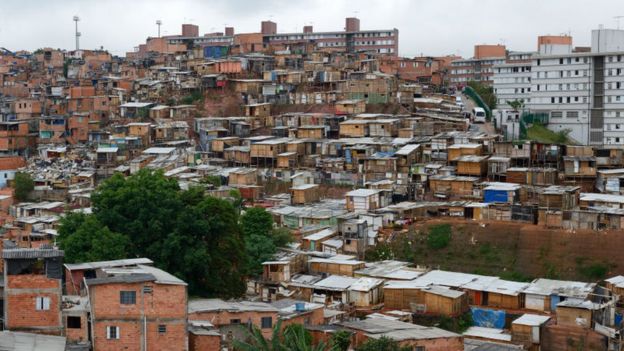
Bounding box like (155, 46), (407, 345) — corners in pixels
(3, 246), (64, 335)
(84, 263), (188, 351)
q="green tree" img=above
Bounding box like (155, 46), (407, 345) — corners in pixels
(59, 169), (249, 298)
(508, 98), (525, 113)
(282, 324), (326, 351)
(329, 330), (352, 351)
(13, 172), (34, 202)
(58, 213), (129, 263)
(241, 207), (292, 276)
(356, 336), (412, 351)
(233, 320), (285, 351)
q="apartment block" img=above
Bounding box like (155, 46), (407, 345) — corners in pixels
(449, 44), (507, 87)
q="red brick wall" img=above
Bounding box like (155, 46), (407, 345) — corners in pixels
(189, 332), (220, 351)
(189, 310), (278, 339)
(90, 282), (187, 351)
(6, 274), (62, 333)
(64, 313), (89, 343)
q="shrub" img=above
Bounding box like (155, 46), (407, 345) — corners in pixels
(427, 224), (451, 250)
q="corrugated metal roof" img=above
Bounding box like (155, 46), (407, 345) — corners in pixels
(2, 248), (64, 259)
(86, 273), (156, 286)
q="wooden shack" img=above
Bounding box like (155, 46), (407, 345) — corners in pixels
(563, 156), (597, 178)
(297, 125), (326, 139)
(538, 186), (580, 210)
(368, 119), (399, 137)
(211, 137), (240, 155)
(421, 286), (468, 316)
(250, 138), (288, 166)
(395, 144), (422, 173)
(511, 314), (551, 348)
(223, 146), (250, 165)
(428, 175), (478, 198)
(335, 99), (366, 115)
(228, 168), (257, 186)
(447, 143), (482, 162)
(487, 156), (511, 180)
(345, 189), (382, 212)
(506, 167), (558, 185)
(291, 184), (320, 205)
(308, 258), (366, 277)
(277, 152), (298, 168)
(339, 120), (369, 138)
(456, 155), (489, 176)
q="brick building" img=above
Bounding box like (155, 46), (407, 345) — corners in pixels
(3, 247), (64, 335)
(84, 263), (188, 351)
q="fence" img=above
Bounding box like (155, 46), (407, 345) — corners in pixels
(463, 86), (491, 119)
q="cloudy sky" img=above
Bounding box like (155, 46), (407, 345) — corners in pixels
(0, 0), (620, 57)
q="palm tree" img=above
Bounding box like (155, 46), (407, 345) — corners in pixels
(233, 320), (285, 351)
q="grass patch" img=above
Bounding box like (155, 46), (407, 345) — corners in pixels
(527, 124), (573, 144)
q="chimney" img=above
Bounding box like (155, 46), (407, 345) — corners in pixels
(345, 17), (360, 32)
(225, 27), (234, 36)
(261, 21), (277, 35)
(303, 25), (313, 33)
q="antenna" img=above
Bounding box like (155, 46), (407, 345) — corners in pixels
(73, 15), (80, 51)
(615, 16), (624, 30)
(156, 20), (162, 38)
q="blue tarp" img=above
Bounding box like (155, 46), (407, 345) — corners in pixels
(484, 189), (509, 203)
(471, 307), (506, 329)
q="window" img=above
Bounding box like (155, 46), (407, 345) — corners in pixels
(106, 326), (120, 339)
(415, 347), (426, 351)
(230, 319), (241, 324)
(158, 325), (167, 334)
(261, 317), (273, 329)
(120, 291), (136, 305)
(67, 316), (81, 329)
(36, 297), (50, 310)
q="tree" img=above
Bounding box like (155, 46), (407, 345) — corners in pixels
(58, 213), (129, 263)
(508, 98), (525, 113)
(282, 324), (326, 351)
(329, 330), (352, 351)
(233, 320), (285, 351)
(59, 169), (249, 298)
(356, 336), (412, 351)
(13, 172), (34, 202)
(241, 207), (292, 276)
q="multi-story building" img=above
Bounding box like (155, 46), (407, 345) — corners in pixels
(494, 30), (624, 145)
(264, 17), (399, 56)
(134, 18), (399, 58)
(449, 44), (507, 87)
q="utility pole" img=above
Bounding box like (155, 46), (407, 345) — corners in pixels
(73, 16), (80, 51)
(156, 20), (162, 37)
(615, 16), (624, 30)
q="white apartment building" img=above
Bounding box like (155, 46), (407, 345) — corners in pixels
(493, 29), (624, 145)
(492, 52), (534, 139)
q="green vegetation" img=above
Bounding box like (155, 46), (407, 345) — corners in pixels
(241, 207), (293, 277)
(200, 175), (222, 187)
(181, 90), (204, 105)
(233, 321), (327, 351)
(329, 330), (353, 351)
(527, 123), (572, 144)
(57, 169), (289, 298)
(575, 257), (610, 280)
(13, 172), (34, 202)
(508, 98), (525, 112)
(467, 81), (496, 111)
(440, 312), (472, 333)
(356, 336), (412, 351)
(427, 224), (452, 250)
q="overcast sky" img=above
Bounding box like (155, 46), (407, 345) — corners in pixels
(0, 0), (620, 57)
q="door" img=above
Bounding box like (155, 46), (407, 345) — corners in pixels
(550, 294), (561, 312)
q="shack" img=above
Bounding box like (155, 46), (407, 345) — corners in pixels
(291, 184), (320, 205)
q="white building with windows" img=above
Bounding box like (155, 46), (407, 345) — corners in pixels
(492, 52), (534, 139)
(493, 28), (624, 145)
